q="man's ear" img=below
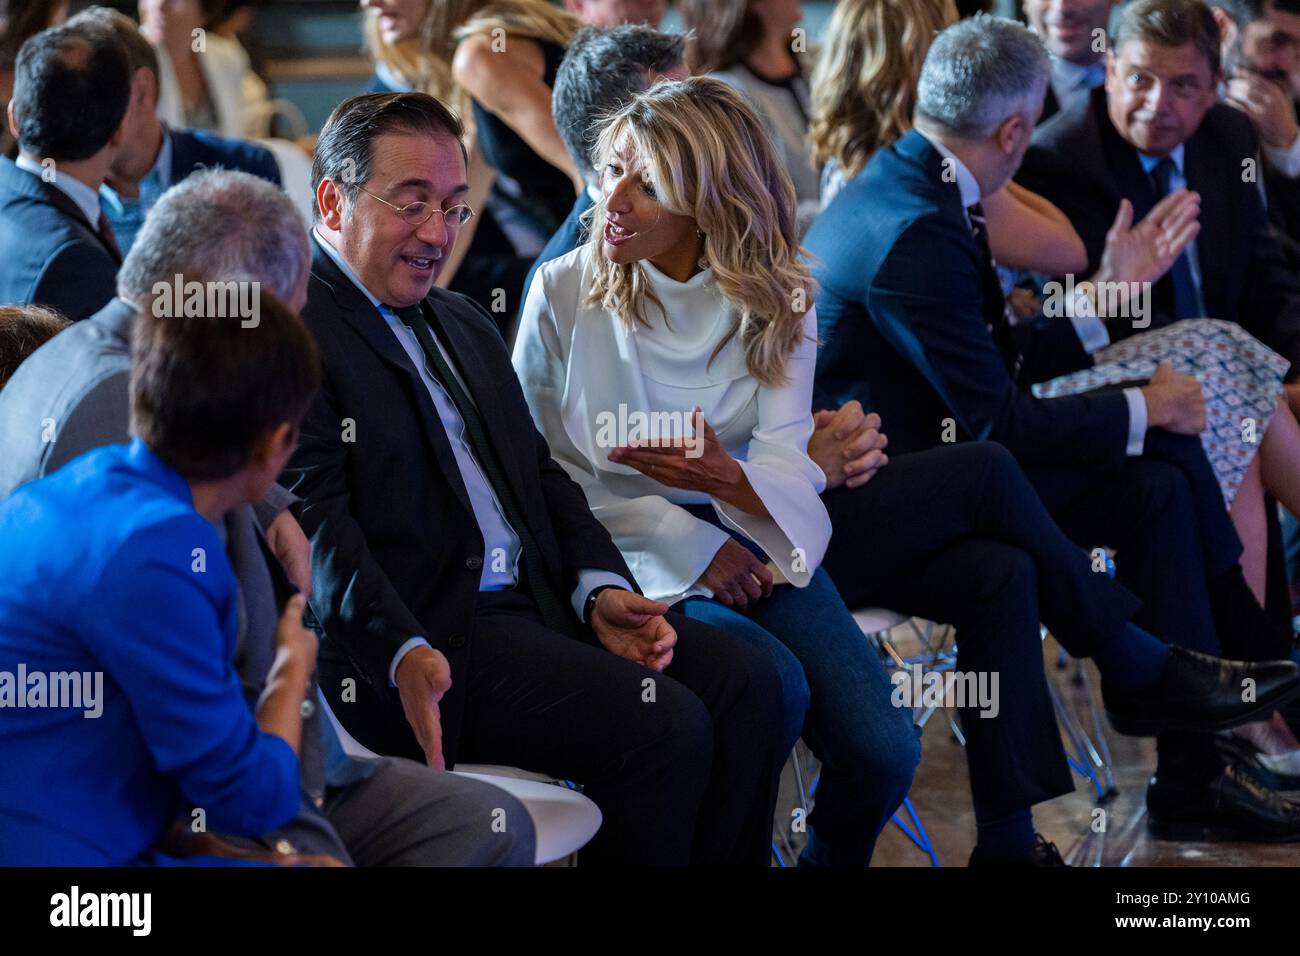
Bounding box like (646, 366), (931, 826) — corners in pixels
(996, 113), (1026, 156)
(316, 178), (344, 230)
(6, 99), (17, 141)
(135, 66), (159, 114)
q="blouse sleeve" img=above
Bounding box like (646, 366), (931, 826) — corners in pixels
(713, 307), (831, 587)
(513, 268), (732, 603)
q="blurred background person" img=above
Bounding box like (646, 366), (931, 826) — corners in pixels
(1023, 0), (1120, 122)
(563, 0), (665, 27)
(0, 302), (65, 388)
(0, 0), (65, 157)
(679, 0), (822, 231)
(809, 0), (1086, 277)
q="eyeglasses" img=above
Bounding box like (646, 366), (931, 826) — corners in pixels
(356, 185), (475, 227)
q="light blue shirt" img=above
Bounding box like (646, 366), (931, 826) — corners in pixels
(99, 127), (174, 257)
(917, 130), (1148, 455)
(15, 153), (101, 227)
(313, 232), (630, 681)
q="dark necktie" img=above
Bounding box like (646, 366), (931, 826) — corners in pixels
(390, 301), (579, 639)
(96, 210), (122, 263)
(967, 202), (1023, 380)
(1149, 157), (1203, 321)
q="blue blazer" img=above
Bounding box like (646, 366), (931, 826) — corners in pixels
(805, 129), (1129, 470)
(0, 156), (119, 322)
(168, 126), (282, 188)
(0, 439), (300, 865)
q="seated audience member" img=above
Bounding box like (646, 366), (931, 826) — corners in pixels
(563, 0), (665, 26)
(1024, 0), (1119, 122)
(807, 14), (1300, 841)
(0, 169), (536, 867)
(0, 19), (128, 320)
(1018, 0), (1300, 368)
(679, 0), (822, 231)
(525, 23), (686, 309)
(0, 0), (66, 156)
(1018, 0), (1300, 614)
(73, 6), (280, 255)
(287, 91), (791, 867)
(808, 0), (1086, 276)
(0, 302), (65, 388)
(140, 0), (269, 139)
(0, 284), (317, 865)
(516, 76), (1300, 865)
(1212, 0), (1300, 245)
(359, 0), (564, 329)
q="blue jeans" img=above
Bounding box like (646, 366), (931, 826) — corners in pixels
(675, 567), (920, 866)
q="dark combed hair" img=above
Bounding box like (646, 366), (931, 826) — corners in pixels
(1113, 0), (1223, 75)
(0, 302), (67, 388)
(12, 20), (131, 160)
(129, 285), (321, 482)
(552, 24), (684, 181)
(311, 91), (466, 221)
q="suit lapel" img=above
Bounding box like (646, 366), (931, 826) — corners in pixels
(309, 239), (475, 518)
(0, 159), (119, 262)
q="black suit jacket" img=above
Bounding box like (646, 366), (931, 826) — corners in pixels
(0, 156), (120, 321)
(284, 237), (634, 763)
(806, 129), (1130, 470)
(1017, 87), (1300, 373)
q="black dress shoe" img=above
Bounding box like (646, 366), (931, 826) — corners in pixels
(1102, 647), (1300, 736)
(969, 834), (1067, 867)
(1147, 763), (1300, 841)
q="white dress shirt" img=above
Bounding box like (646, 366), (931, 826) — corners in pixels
(916, 131), (1149, 455)
(15, 153), (102, 227)
(314, 231), (629, 681)
(513, 245), (831, 606)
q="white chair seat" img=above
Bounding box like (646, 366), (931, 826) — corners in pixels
(319, 691), (599, 864)
(852, 607), (910, 636)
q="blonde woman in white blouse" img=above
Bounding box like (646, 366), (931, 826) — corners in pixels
(514, 77), (919, 867)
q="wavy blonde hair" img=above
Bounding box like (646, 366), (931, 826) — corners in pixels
(583, 77), (812, 388)
(808, 0), (957, 179)
(364, 0), (579, 105)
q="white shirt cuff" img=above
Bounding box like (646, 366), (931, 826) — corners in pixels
(389, 636), (432, 687)
(1068, 289), (1111, 354)
(1264, 135), (1300, 179)
(571, 569), (635, 622)
(1123, 387), (1148, 456)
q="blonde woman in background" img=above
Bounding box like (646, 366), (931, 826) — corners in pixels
(808, 0), (1087, 276)
(362, 0), (581, 329)
(514, 77), (922, 867)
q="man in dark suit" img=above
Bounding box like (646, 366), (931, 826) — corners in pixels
(290, 91), (792, 866)
(0, 169), (535, 867)
(523, 23), (686, 323)
(1018, 0), (1300, 370)
(808, 13), (1300, 841)
(76, 6), (280, 256)
(0, 20), (127, 321)
(1024, 0), (1118, 123)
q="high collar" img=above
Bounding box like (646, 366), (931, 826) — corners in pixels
(15, 153), (102, 226)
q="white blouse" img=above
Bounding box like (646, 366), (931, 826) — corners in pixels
(512, 245), (831, 606)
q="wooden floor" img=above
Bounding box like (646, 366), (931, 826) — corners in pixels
(774, 631), (1300, 867)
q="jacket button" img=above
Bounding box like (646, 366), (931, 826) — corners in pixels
(465, 555), (483, 570)
(448, 633), (467, 649)
(300, 699), (316, 719)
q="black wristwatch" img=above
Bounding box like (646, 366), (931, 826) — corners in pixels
(583, 585), (623, 625)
